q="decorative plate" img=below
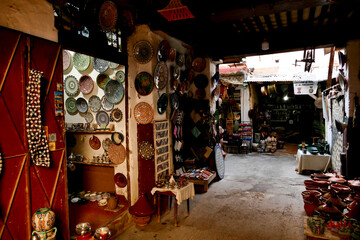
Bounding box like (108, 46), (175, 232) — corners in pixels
(176, 53), (185, 67)
(119, 9), (135, 35)
(169, 48), (176, 62)
(99, 0), (118, 31)
(170, 92), (179, 109)
(84, 112), (94, 123)
(73, 53), (91, 72)
(66, 97), (77, 114)
(64, 75), (79, 96)
(194, 74), (209, 89)
(153, 61), (168, 90)
(78, 75), (94, 95)
(195, 88), (206, 99)
(92, 57), (109, 73)
(104, 80), (124, 104)
(116, 70), (126, 83)
(102, 138), (113, 151)
(192, 57), (206, 72)
(133, 40), (153, 64)
(138, 141), (155, 160)
(111, 132), (124, 145)
(215, 144), (225, 179)
(157, 40), (170, 62)
(96, 73), (110, 89)
(110, 108), (122, 122)
(108, 143), (126, 164)
(96, 110), (110, 128)
(76, 97), (88, 113)
(173, 65), (181, 80)
(135, 72), (154, 96)
(108, 61), (119, 69)
(101, 96), (114, 112)
(63, 50), (72, 71)
(157, 93), (168, 114)
(89, 95), (101, 112)
(134, 102), (154, 125)
(114, 173), (127, 188)
(89, 135), (101, 150)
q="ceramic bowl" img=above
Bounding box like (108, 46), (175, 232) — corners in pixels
(75, 222), (91, 236)
(94, 227), (111, 239)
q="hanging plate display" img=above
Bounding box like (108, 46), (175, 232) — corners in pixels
(66, 97), (77, 114)
(110, 108), (122, 122)
(96, 73), (110, 89)
(64, 75), (79, 96)
(101, 96), (114, 112)
(108, 61), (119, 69)
(104, 80), (124, 104)
(133, 40), (153, 64)
(176, 53), (185, 67)
(169, 48), (176, 62)
(192, 57), (206, 72)
(157, 93), (168, 114)
(170, 92), (179, 109)
(157, 40), (170, 62)
(134, 102), (154, 125)
(108, 143), (126, 164)
(76, 97), (88, 113)
(114, 173), (127, 188)
(116, 70), (125, 83)
(194, 74), (209, 89)
(96, 110), (110, 128)
(73, 53), (91, 72)
(102, 138), (112, 151)
(92, 57), (109, 73)
(138, 141), (155, 160)
(215, 144), (225, 179)
(78, 75), (94, 95)
(111, 132), (124, 145)
(89, 95), (101, 112)
(63, 50), (72, 71)
(153, 61), (168, 90)
(99, 0), (118, 31)
(84, 112), (94, 123)
(135, 72), (154, 96)
(89, 135), (101, 150)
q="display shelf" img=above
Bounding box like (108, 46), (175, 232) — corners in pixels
(71, 160), (116, 167)
(154, 120), (171, 181)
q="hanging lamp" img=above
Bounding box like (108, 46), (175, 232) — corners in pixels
(157, 0), (195, 21)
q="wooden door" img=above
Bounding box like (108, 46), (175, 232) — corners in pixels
(0, 27), (69, 239)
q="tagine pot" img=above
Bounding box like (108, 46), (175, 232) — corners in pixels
(346, 195), (360, 221)
(31, 207), (56, 232)
(302, 190), (322, 216)
(129, 192), (155, 227)
(316, 199), (343, 221)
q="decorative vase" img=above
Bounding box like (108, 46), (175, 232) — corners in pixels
(129, 192), (155, 227)
(32, 227), (57, 240)
(31, 207), (56, 232)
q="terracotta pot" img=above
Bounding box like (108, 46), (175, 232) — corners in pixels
(133, 215), (151, 227)
(331, 183), (351, 199)
(346, 196), (360, 221)
(316, 200), (343, 221)
(302, 190), (322, 216)
(31, 207), (56, 232)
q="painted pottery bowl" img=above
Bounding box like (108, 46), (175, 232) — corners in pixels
(31, 207), (56, 232)
(75, 222), (91, 236)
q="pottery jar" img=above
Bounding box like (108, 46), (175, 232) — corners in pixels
(302, 190), (322, 216)
(316, 200), (343, 221)
(31, 207), (56, 232)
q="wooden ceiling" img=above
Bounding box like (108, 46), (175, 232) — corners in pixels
(133, 0), (360, 59)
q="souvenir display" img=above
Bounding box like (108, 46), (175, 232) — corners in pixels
(78, 75), (94, 95)
(26, 70), (50, 167)
(88, 95), (101, 112)
(214, 144), (225, 179)
(108, 143), (126, 164)
(111, 132), (124, 145)
(108, 61), (119, 69)
(192, 57), (206, 72)
(169, 48), (176, 62)
(157, 39), (170, 62)
(154, 120), (170, 181)
(66, 97), (78, 114)
(101, 96), (114, 112)
(135, 72), (154, 96)
(194, 74), (209, 89)
(134, 102), (154, 125)
(89, 135), (101, 150)
(133, 40), (153, 64)
(114, 173), (127, 188)
(84, 112), (94, 123)
(99, 0), (118, 31)
(157, 93), (168, 114)
(76, 97), (88, 113)
(63, 50), (72, 72)
(153, 61), (168, 90)
(92, 57), (109, 73)
(116, 70), (126, 83)
(138, 141), (155, 160)
(73, 53), (91, 72)
(110, 108), (122, 122)
(96, 110), (110, 128)
(176, 53), (185, 67)
(102, 138), (113, 151)
(96, 73), (110, 89)
(104, 80), (124, 104)
(64, 75), (79, 96)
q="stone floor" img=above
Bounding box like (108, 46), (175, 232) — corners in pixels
(116, 150), (308, 240)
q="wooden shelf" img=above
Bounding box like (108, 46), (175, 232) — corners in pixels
(71, 160), (116, 167)
(66, 130), (113, 134)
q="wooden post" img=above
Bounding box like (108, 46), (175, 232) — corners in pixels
(327, 46), (335, 88)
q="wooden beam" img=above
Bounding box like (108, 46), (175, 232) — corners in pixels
(264, 15), (274, 31)
(50, 149), (65, 207)
(43, 45), (61, 104)
(254, 16), (266, 33)
(317, 5), (329, 26)
(275, 13), (283, 29)
(327, 46), (335, 88)
(244, 18), (257, 32)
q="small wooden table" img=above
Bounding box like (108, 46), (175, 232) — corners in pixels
(186, 173), (216, 193)
(151, 182), (195, 226)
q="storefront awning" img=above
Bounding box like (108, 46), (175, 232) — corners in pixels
(219, 64), (247, 85)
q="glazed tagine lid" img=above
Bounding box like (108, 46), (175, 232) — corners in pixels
(316, 199), (344, 221)
(129, 192), (155, 217)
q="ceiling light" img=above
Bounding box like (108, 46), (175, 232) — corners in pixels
(261, 39), (269, 51)
(283, 95), (289, 101)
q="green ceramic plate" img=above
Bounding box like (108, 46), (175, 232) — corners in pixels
(135, 72), (153, 96)
(116, 70), (125, 83)
(73, 53), (91, 72)
(66, 97), (77, 114)
(96, 73), (110, 89)
(104, 80), (124, 104)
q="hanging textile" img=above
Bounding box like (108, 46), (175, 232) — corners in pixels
(26, 69), (50, 167)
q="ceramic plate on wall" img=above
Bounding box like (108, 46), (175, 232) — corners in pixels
(138, 141), (155, 160)
(157, 40), (170, 62)
(133, 40), (153, 64)
(101, 96), (114, 112)
(96, 110), (110, 128)
(116, 70), (126, 83)
(153, 61), (168, 90)
(102, 138), (113, 151)
(99, 0), (118, 31)
(192, 57), (206, 72)
(104, 80), (124, 104)
(89, 95), (101, 112)
(114, 173), (127, 188)
(92, 57), (109, 73)
(110, 108), (122, 122)
(79, 75), (94, 95)
(66, 97), (78, 114)
(194, 74), (209, 89)
(73, 53), (91, 72)
(134, 102), (154, 125)
(108, 143), (126, 164)
(135, 72), (154, 96)
(84, 112), (94, 123)
(157, 93), (168, 114)
(108, 61), (119, 69)
(64, 75), (79, 96)
(63, 50), (72, 71)
(89, 135), (101, 150)
(76, 97), (88, 113)
(111, 132), (124, 145)
(96, 73), (110, 89)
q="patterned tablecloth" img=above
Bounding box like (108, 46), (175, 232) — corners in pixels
(296, 149), (331, 174)
(151, 182), (195, 205)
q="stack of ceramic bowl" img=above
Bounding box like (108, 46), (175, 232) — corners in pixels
(75, 222), (92, 240)
(94, 227), (111, 240)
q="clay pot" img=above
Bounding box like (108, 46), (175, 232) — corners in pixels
(346, 196), (360, 221)
(133, 215), (151, 227)
(316, 200), (343, 221)
(326, 189), (347, 211)
(331, 183), (351, 199)
(302, 190), (322, 216)
(31, 207), (56, 232)
(107, 196), (118, 210)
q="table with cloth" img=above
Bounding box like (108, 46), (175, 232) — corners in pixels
(296, 149), (331, 174)
(151, 182), (195, 226)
